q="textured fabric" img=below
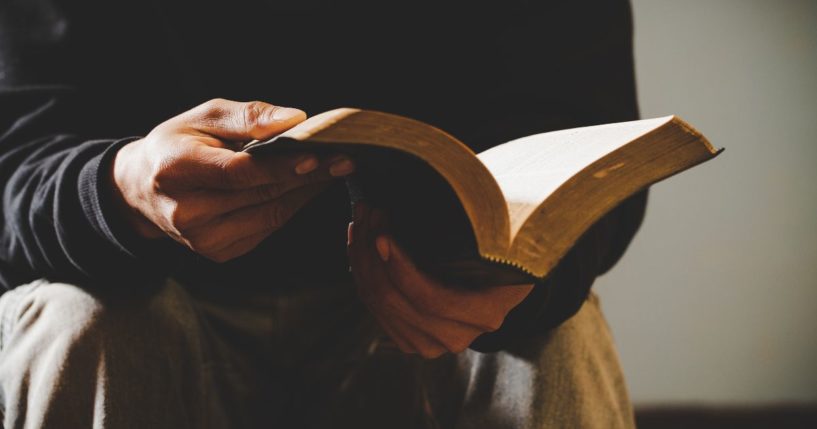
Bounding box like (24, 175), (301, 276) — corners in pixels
(0, 278), (634, 428)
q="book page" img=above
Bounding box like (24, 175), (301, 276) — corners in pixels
(477, 117), (674, 237)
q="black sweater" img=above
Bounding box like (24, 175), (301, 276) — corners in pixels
(0, 0), (646, 350)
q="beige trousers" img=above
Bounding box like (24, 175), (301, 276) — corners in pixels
(0, 279), (634, 428)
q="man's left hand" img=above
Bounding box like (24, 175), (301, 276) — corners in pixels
(348, 203), (534, 358)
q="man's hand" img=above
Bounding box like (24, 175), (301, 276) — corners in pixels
(348, 203), (534, 358)
(111, 98), (355, 262)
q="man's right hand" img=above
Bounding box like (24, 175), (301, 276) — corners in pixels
(110, 98), (354, 262)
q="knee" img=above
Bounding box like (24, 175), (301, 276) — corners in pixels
(2, 282), (103, 342)
(0, 280), (198, 351)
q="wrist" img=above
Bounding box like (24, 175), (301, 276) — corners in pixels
(110, 139), (165, 239)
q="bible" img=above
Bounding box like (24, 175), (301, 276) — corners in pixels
(244, 109), (721, 288)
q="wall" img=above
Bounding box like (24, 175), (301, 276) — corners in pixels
(596, 0), (817, 405)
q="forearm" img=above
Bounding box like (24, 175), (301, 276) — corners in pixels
(0, 90), (179, 290)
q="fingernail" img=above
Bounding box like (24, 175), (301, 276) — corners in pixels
(295, 156), (318, 174)
(272, 107), (305, 122)
(347, 222), (354, 245)
(329, 158), (355, 176)
(375, 236), (390, 262)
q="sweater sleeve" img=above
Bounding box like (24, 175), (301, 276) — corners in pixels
(0, 2), (181, 290)
(0, 89), (182, 291)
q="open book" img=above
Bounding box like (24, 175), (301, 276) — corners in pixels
(244, 109), (721, 287)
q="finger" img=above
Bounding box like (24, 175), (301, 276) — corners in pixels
(350, 202), (389, 250)
(159, 173), (330, 233)
(352, 240), (420, 355)
(350, 205), (516, 335)
(384, 314), (448, 359)
(366, 307), (417, 354)
(350, 226), (481, 355)
(181, 181), (330, 255)
(194, 157), (349, 216)
(180, 99), (306, 141)
(200, 229), (271, 263)
(379, 235), (534, 332)
(178, 145), (355, 190)
(348, 203), (472, 357)
(349, 203), (388, 277)
(372, 279), (484, 354)
(384, 301), (476, 357)
(354, 261), (443, 357)
(220, 180), (330, 232)
(351, 202), (372, 240)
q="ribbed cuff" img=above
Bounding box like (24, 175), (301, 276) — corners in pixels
(77, 137), (182, 272)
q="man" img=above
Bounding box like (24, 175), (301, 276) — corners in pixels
(0, 0), (647, 427)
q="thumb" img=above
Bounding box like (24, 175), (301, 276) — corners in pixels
(182, 98), (306, 141)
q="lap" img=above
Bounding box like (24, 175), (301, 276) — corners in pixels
(274, 289), (634, 429)
(452, 293), (635, 428)
(0, 279), (632, 429)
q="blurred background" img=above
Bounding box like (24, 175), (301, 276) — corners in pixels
(595, 0), (817, 426)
